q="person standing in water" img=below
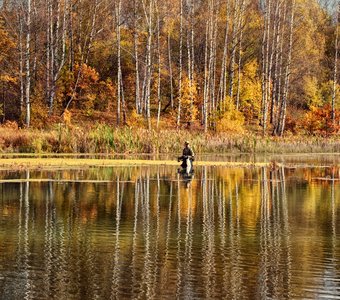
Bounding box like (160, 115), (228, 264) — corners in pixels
(182, 141), (194, 158)
(178, 141), (195, 169)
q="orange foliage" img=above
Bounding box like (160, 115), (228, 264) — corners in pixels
(299, 104), (340, 136)
(57, 64), (116, 113)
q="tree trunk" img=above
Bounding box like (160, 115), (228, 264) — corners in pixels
(25, 0), (31, 127)
(32, 0), (37, 83)
(207, 0), (215, 128)
(236, 22), (244, 110)
(134, 0), (141, 114)
(116, 0), (122, 125)
(210, 0), (218, 119)
(177, 0), (183, 127)
(332, 3), (339, 125)
(267, 0), (279, 124)
(18, 12), (24, 113)
(203, 20), (209, 132)
(145, 0), (153, 130)
(60, 0), (67, 70)
(229, 0), (240, 100)
(278, 0), (295, 136)
(261, 0), (272, 135)
(236, 0), (245, 111)
(187, 0), (194, 123)
(271, 0), (282, 126)
(156, 0), (162, 128)
(218, 0), (230, 111)
(168, 31), (174, 109)
(272, 0), (287, 135)
(190, 0), (195, 95)
(46, 0), (51, 108)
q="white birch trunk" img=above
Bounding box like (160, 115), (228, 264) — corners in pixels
(177, 0), (183, 127)
(134, 0), (141, 114)
(271, 0), (282, 126)
(145, 0), (153, 130)
(46, 0), (51, 107)
(236, 0), (245, 110)
(18, 12), (24, 112)
(168, 32), (174, 109)
(278, 0), (295, 136)
(25, 0), (31, 127)
(203, 20), (209, 131)
(236, 22), (244, 110)
(218, 0), (230, 111)
(116, 0), (122, 125)
(332, 3), (339, 125)
(229, 0), (240, 100)
(187, 1), (194, 123)
(156, 1), (162, 128)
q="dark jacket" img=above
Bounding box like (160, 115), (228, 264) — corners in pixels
(183, 146), (194, 157)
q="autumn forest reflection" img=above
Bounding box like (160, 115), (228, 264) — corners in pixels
(0, 165), (339, 299)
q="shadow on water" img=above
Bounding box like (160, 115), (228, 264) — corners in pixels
(0, 165), (339, 299)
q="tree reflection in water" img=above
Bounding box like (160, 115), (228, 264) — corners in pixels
(0, 165), (339, 299)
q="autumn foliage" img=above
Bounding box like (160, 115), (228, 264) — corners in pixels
(0, 1), (338, 138)
(300, 105), (340, 136)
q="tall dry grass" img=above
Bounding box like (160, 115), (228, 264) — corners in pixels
(1, 122), (340, 154)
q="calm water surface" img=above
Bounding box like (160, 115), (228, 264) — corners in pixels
(0, 164), (339, 299)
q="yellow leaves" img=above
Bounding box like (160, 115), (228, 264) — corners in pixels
(304, 76), (322, 107)
(95, 79), (116, 111)
(0, 75), (17, 84)
(178, 76), (199, 123)
(242, 60), (258, 79)
(215, 108), (245, 134)
(163, 18), (176, 35)
(319, 80), (340, 108)
(215, 98), (245, 133)
(239, 60), (261, 120)
(128, 109), (145, 128)
(63, 109), (72, 127)
(0, 20), (15, 61)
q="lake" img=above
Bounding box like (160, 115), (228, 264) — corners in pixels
(0, 163), (339, 299)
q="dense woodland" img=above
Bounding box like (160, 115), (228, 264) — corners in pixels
(0, 0), (339, 136)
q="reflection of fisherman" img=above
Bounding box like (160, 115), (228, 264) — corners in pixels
(178, 141), (195, 169)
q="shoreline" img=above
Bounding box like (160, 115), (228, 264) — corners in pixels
(0, 157), (270, 170)
(0, 156), (338, 171)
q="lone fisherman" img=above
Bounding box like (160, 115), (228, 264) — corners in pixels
(178, 141), (195, 169)
(182, 141), (194, 158)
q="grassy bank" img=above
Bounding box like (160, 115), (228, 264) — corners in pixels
(1, 124), (340, 154)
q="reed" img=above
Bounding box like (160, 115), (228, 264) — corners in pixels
(1, 124), (340, 154)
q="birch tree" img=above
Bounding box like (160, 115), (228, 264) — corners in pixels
(46, 0), (68, 114)
(25, 0), (31, 127)
(260, 0), (272, 135)
(332, 2), (339, 125)
(134, 0), (141, 114)
(144, 0), (153, 130)
(18, 10), (24, 113)
(276, 0), (296, 136)
(156, 0), (162, 127)
(116, 0), (122, 125)
(218, 0), (230, 111)
(229, 0), (240, 100)
(177, 0), (183, 127)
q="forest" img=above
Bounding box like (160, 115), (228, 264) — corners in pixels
(0, 0), (339, 138)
